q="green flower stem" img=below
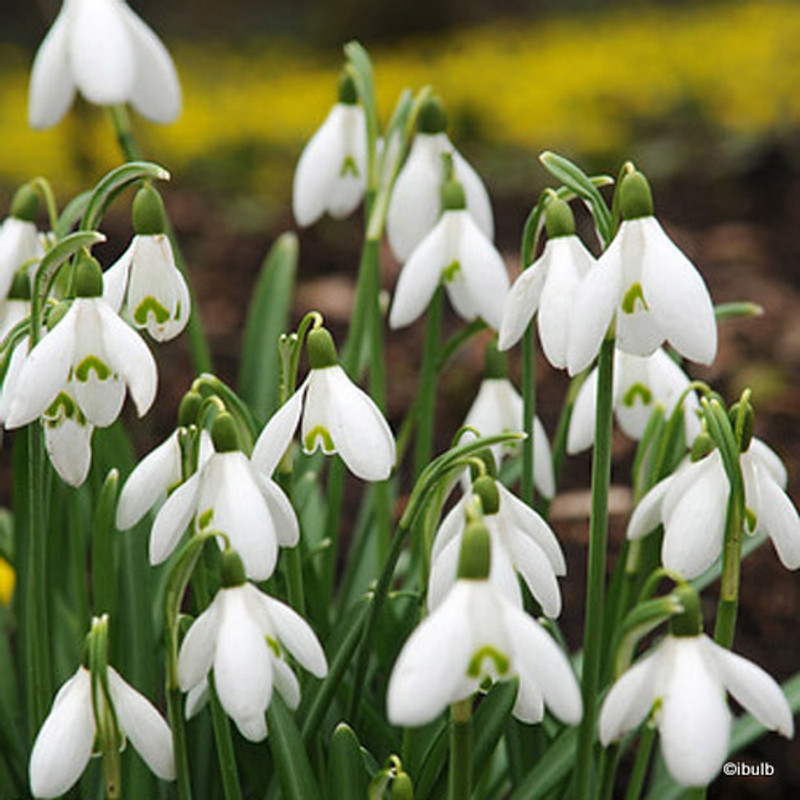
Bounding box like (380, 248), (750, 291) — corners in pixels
(108, 105), (213, 375)
(448, 698), (473, 800)
(413, 287), (443, 479)
(278, 472), (306, 616)
(166, 685), (192, 800)
(713, 491), (743, 649)
(521, 326), (536, 506)
(625, 725), (656, 800)
(574, 336), (615, 800)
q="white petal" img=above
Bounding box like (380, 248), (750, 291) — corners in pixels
(498, 259), (547, 351)
(117, 2), (182, 123)
(0, 340), (29, 424)
(326, 105), (367, 219)
(626, 476), (671, 541)
(103, 242), (134, 312)
(512, 666), (545, 724)
(754, 472), (800, 570)
(149, 470), (201, 565)
(0, 220), (42, 299)
(427, 536), (460, 612)
(116, 431), (182, 530)
(29, 668), (94, 798)
(452, 145), (494, 242)
(259, 592), (327, 678)
(658, 637), (730, 787)
(502, 601), (582, 724)
(5, 305), (77, 428)
(213, 589), (272, 736)
(566, 236), (624, 375)
(387, 582), (474, 727)
(639, 217), (717, 366)
(251, 384), (305, 477)
(96, 300), (158, 417)
(703, 638), (793, 737)
(272, 658), (302, 710)
(107, 667), (175, 781)
(430, 495), (467, 563)
(749, 438), (788, 488)
(537, 236), (594, 369)
(487, 530), (523, 608)
(258, 477), (300, 548)
(533, 416), (555, 500)
(185, 679), (209, 720)
(28, 6), (76, 129)
(44, 414), (93, 487)
(236, 713), (268, 742)
(386, 133), (444, 262)
(69, 0), (136, 105)
(389, 218), (448, 329)
(566, 368), (598, 455)
(178, 601), (219, 691)
(598, 651), (659, 744)
(463, 378), (522, 443)
(504, 531), (561, 618)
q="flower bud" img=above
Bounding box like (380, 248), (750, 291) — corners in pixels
(390, 772), (414, 800)
(472, 475), (499, 515)
(211, 412), (240, 453)
(10, 183), (39, 222)
(178, 390), (203, 427)
(307, 327), (338, 369)
(220, 549), (247, 588)
(619, 169), (654, 221)
(417, 95), (447, 135)
(132, 184), (167, 236)
(74, 253), (103, 298)
(457, 520), (491, 580)
(728, 400), (754, 453)
(337, 71), (358, 105)
(668, 584), (702, 638)
(545, 196), (576, 239)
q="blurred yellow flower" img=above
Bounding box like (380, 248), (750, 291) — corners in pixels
(0, 557), (14, 605)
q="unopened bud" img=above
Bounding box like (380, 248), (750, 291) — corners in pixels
(619, 169), (654, 221)
(307, 327), (338, 369)
(132, 184), (167, 236)
(211, 412), (240, 453)
(545, 196), (575, 239)
(220, 549), (247, 588)
(457, 520), (491, 580)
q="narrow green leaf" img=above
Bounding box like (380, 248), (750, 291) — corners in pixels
(329, 723), (370, 800)
(267, 694), (322, 800)
(91, 469), (119, 617)
(238, 232), (298, 422)
(507, 725), (577, 800)
(54, 190), (92, 239)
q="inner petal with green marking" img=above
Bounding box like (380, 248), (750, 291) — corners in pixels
(621, 282), (649, 314)
(442, 260), (461, 283)
(134, 296), (171, 326)
(622, 382), (653, 407)
(466, 645), (510, 678)
(304, 425), (336, 454)
(340, 155), (359, 178)
(74, 355), (112, 382)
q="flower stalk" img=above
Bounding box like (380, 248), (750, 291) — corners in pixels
(449, 698), (473, 800)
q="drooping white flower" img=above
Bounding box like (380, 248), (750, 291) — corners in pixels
(0, 185), (45, 301)
(251, 327), (396, 482)
(387, 96), (493, 262)
(461, 348), (555, 499)
(43, 390), (94, 487)
(567, 170), (716, 376)
(498, 198), (594, 367)
(293, 73), (367, 227)
(28, 0), (182, 129)
(600, 632), (793, 787)
(5, 257), (157, 430)
(29, 665), (175, 798)
(428, 476), (566, 617)
(389, 179), (509, 331)
(388, 526), (581, 728)
(148, 415), (297, 581)
(567, 347), (702, 454)
(178, 560), (327, 742)
(627, 438), (800, 578)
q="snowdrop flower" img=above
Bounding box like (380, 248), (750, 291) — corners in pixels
(5, 256), (157, 430)
(251, 326), (395, 482)
(567, 169), (716, 376)
(462, 342), (555, 499)
(600, 587), (793, 787)
(29, 664), (174, 798)
(28, 0), (181, 129)
(148, 413), (298, 581)
(428, 475), (566, 617)
(498, 197), (594, 367)
(0, 185), (44, 301)
(388, 520), (581, 727)
(293, 73), (367, 227)
(43, 390), (94, 487)
(104, 185), (190, 342)
(389, 178), (509, 331)
(627, 437), (800, 578)
(178, 551), (327, 742)
(567, 347), (702, 454)
(387, 96), (493, 262)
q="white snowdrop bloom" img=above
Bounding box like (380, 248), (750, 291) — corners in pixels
(567, 347), (702, 455)
(29, 665), (175, 798)
(148, 414), (298, 581)
(43, 390), (94, 487)
(498, 198), (594, 367)
(389, 180), (508, 331)
(28, 0), (181, 129)
(428, 476), (566, 617)
(0, 185), (45, 302)
(5, 257), (157, 430)
(627, 438), (800, 579)
(251, 327), (396, 482)
(177, 555), (327, 742)
(600, 631), (793, 787)
(461, 346), (554, 499)
(293, 74), (367, 227)
(387, 96), (493, 262)
(388, 522), (581, 728)
(567, 170), (716, 376)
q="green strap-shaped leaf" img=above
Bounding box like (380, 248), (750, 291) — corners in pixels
(239, 232), (298, 423)
(329, 723), (370, 799)
(266, 694), (322, 800)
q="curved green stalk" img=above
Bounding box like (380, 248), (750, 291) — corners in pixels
(449, 699), (473, 800)
(521, 327), (537, 506)
(413, 287), (443, 479)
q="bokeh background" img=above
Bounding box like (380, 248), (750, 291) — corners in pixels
(2, 1), (800, 797)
